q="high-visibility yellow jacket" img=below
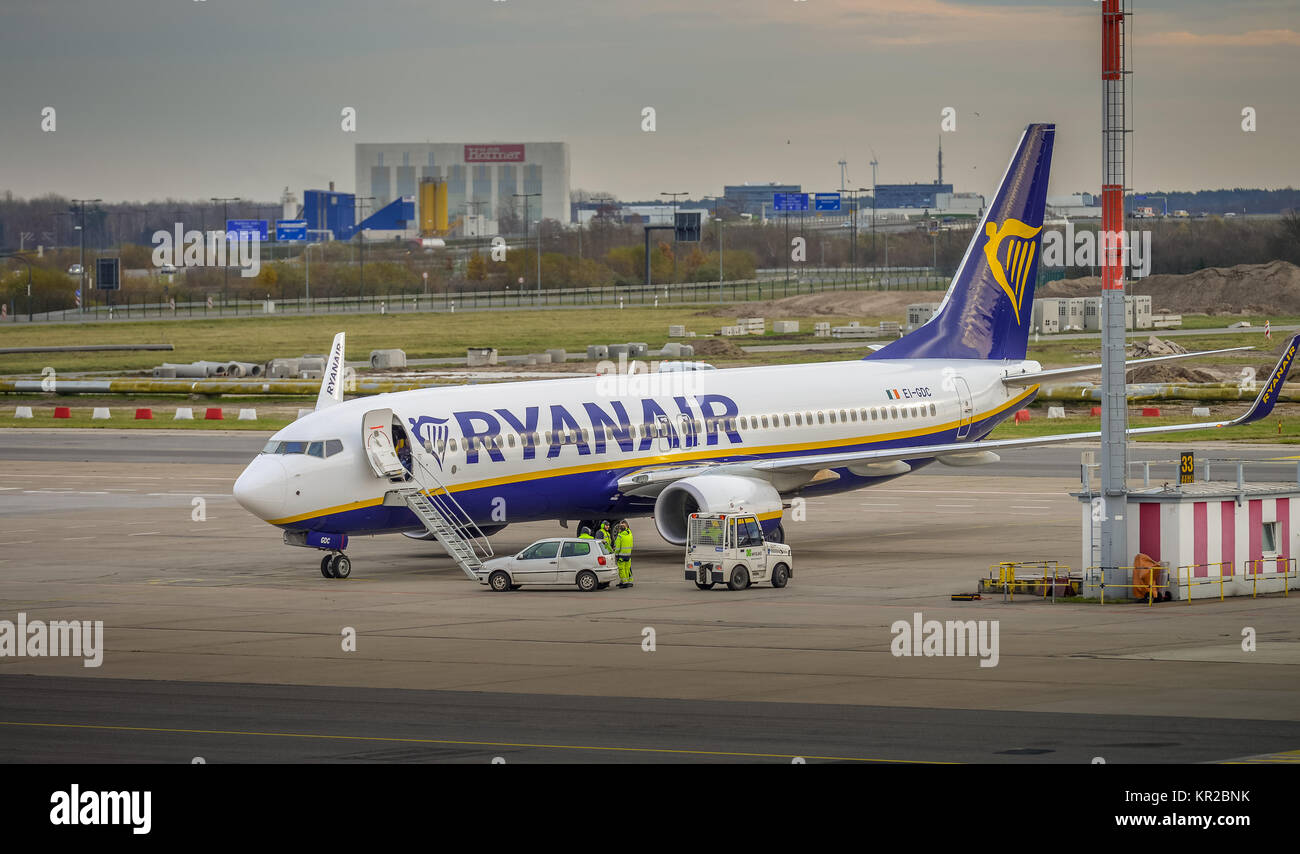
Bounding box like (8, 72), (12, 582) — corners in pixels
(614, 529), (633, 559)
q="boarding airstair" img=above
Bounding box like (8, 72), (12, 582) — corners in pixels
(398, 456), (494, 580)
(363, 407), (493, 580)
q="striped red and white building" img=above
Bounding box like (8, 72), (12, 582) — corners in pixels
(1079, 483), (1300, 600)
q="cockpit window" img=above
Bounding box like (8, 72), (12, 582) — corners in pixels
(262, 438), (344, 458)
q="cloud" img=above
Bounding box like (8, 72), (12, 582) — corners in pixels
(1142, 28), (1300, 48)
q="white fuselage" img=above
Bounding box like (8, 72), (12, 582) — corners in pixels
(233, 357), (1038, 534)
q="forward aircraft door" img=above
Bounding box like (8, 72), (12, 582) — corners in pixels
(954, 377), (975, 440)
(362, 408), (407, 479)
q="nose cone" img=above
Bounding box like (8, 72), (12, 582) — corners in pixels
(233, 457), (288, 521)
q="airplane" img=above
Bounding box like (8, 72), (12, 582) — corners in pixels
(233, 123), (1300, 578)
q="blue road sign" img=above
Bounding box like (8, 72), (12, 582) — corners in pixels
(226, 219), (268, 241)
(275, 220), (308, 241)
(814, 193), (842, 211)
(773, 193), (809, 212)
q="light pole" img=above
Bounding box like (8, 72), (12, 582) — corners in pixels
(305, 242), (321, 305)
(513, 193), (541, 295)
(660, 191), (687, 283)
(71, 199), (101, 312)
(211, 197), (241, 306)
(355, 196), (374, 301)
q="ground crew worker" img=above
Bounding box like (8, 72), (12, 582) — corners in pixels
(578, 526), (594, 539)
(599, 521), (613, 551)
(614, 520), (634, 588)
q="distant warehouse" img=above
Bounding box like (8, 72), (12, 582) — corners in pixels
(355, 142), (571, 236)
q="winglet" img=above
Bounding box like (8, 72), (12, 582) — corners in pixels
(315, 332), (347, 411)
(1234, 334), (1299, 425)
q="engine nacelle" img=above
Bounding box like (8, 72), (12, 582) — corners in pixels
(653, 475), (782, 545)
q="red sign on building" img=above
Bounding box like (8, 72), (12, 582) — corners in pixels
(464, 144), (525, 163)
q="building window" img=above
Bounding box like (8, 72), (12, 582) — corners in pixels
(1262, 521), (1279, 554)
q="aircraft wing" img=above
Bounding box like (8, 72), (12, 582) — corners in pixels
(1000, 346), (1252, 387)
(617, 334), (1299, 491)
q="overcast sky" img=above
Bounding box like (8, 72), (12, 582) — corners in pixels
(0, 0), (1295, 205)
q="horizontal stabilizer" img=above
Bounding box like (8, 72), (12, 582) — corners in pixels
(1001, 346), (1252, 387)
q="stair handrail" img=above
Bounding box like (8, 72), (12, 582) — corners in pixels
(408, 451), (494, 560)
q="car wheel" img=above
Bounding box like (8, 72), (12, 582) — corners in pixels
(771, 563), (789, 589)
(576, 570), (598, 592)
(488, 570), (512, 592)
(728, 565), (749, 591)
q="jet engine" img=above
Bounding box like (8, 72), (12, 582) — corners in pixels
(652, 475), (782, 545)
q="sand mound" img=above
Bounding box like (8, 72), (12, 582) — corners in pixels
(689, 337), (749, 357)
(1038, 261), (1300, 314)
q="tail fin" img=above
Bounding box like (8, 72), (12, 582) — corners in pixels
(871, 123), (1055, 361)
(315, 332), (346, 411)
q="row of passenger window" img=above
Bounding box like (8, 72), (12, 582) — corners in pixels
(260, 439), (345, 458)
(436, 402), (941, 454)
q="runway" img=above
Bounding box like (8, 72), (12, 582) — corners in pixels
(1, 430), (1298, 763)
(3, 675), (1296, 764)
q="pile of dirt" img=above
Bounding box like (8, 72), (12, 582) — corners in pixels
(699, 288), (946, 320)
(1038, 261), (1300, 315)
(1126, 363), (1220, 384)
(688, 337), (749, 357)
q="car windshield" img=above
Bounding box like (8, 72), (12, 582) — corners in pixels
(520, 541), (559, 560)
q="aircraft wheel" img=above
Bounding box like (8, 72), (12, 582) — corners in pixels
(320, 555), (336, 578)
(771, 563), (790, 589)
(331, 554), (351, 579)
(728, 565), (750, 591)
(768, 525), (786, 544)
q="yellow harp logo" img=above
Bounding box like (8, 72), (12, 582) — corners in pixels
(983, 218), (1042, 324)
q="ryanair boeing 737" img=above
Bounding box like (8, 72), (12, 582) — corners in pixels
(233, 124), (1299, 579)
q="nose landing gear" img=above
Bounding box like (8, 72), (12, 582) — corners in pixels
(320, 552), (351, 579)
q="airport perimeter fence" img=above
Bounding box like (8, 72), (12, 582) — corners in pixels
(3, 266), (949, 324)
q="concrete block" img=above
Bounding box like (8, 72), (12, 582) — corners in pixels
(268, 359), (300, 379)
(370, 349), (407, 369)
(532, 353), (553, 364)
(14, 406), (33, 419)
(151, 367), (177, 379)
(466, 347), (498, 367)
(1047, 406), (1066, 419)
(174, 407), (194, 420)
(628, 342), (649, 357)
(1192, 407), (1211, 417)
(679, 344), (694, 358)
(237, 408), (257, 420)
(586, 345), (609, 360)
(661, 342), (684, 357)
(91, 407), (111, 420)
(773, 320), (800, 334)
(607, 344), (630, 358)
(545, 348), (567, 363)
(668, 325), (686, 338)
(297, 357), (326, 374)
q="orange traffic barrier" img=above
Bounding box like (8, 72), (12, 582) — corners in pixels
(1141, 407), (1161, 417)
(53, 407), (71, 419)
(204, 408), (223, 420)
(1014, 410), (1031, 423)
(134, 408), (153, 420)
(1090, 406), (1102, 416)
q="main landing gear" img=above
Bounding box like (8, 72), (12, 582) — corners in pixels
(320, 552), (351, 579)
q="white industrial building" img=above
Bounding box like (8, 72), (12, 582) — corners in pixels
(1031, 295), (1152, 334)
(355, 142), (572, 228)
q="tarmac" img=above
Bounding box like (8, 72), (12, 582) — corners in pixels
(1, 430), (1298, 762)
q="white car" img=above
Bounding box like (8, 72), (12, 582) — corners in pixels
(67, 264), (83, 276)
(477, 537), (618, 592)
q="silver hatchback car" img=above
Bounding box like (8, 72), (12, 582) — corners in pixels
(477, 537), (618, 592)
